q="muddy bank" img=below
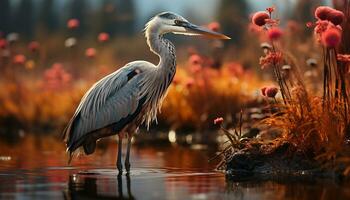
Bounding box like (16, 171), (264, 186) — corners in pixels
(224, 140), (347, 181)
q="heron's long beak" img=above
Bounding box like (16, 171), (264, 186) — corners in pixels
(184, 23), (231, 40)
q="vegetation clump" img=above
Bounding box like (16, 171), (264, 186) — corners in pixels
(216, 4), (350, 180)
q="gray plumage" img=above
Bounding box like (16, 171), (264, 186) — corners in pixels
(63, 13), (177, 157)
(62, 12), (229, 169)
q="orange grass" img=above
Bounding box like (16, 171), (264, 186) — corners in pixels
(0, 62), (265, 133)
(160, 65), (263, 130)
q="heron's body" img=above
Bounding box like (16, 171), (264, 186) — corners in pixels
(63, 12), (229, 174)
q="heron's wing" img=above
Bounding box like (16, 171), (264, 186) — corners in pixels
(63, 63), (149, 152)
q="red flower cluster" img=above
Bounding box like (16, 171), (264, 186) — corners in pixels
(259, 52), (283, 69)
(44, 63), (72, 90)
(337, 54), (350, 62)
(313, 6), (344, 48)
(315, 6), (344, 25)
(213, 117), (224, 125)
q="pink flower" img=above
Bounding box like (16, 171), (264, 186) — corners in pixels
(267, 27), (283, 40)
(208, 22), (220, 32)
(328, 10), (345, 25)
(252, 11), (270, 26)
(85, 48), (97, 58)
(67, 19), (80, 29)
(0, 39), (7, 49)
(322, 27), (342, 48)
(315, 6), (334, 20)
(13, 54), (26, 65)
(214, 117), (224, 125)
(44, 63), (72, 90)
(28, 41), (40, 52)
(266, 87), (278, 98)
(98, 32), (110, 42)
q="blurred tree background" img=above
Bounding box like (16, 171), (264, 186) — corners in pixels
(217, 0), (249, 45)
(0, 0), (331, 41)
(0, 0), (11, 35)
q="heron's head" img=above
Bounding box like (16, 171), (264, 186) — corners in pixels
(145, 12), (230, 40)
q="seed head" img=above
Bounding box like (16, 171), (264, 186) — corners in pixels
(252, 11), (270, 26)
(322, 27), (342, 48)
(315, 6), (333, 20)
(328, 10), (345, 25)
(266, 87), (278, 98)
(267, 27), (283, 40)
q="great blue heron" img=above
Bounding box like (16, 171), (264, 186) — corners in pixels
(62, 12), (230, 174)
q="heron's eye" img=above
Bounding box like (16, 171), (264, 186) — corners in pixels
(174, 20), (183, 26)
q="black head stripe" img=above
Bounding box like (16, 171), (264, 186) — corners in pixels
(158, 12), (177, 20)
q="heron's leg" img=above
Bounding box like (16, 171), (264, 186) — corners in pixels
(126, 173), (134, 199)
(117, 173), (123, 197)
(117, 134), (123, 174)
(125, 134), (132, 173)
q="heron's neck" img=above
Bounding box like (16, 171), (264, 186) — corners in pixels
(146, 33), (176, 71)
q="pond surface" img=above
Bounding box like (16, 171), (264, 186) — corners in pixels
(0, 134), (350, 200)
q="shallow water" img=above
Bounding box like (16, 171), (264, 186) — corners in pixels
(0, 135), (350, 200)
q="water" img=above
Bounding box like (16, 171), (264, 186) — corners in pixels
(0, 135), (350, 200)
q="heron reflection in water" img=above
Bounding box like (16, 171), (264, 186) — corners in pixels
(62, 12), (230, 174)
(65, 174), (134, 200)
